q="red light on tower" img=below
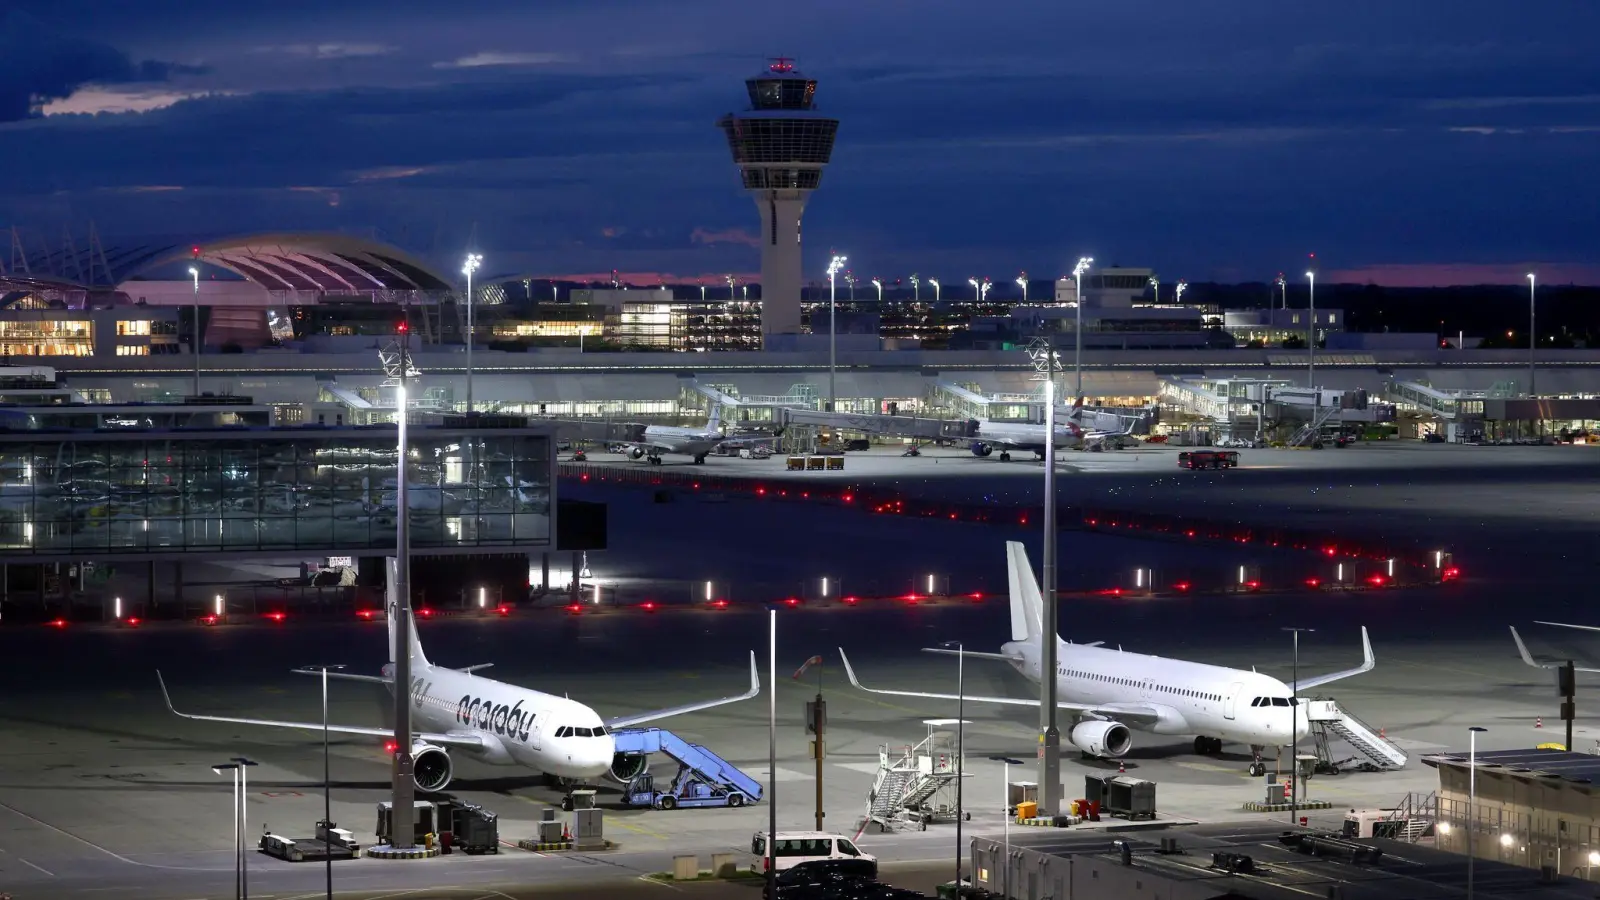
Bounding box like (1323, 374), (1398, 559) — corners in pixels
(397, 321), (408, 334)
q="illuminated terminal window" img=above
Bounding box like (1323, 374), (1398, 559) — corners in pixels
(116, 320), (153, 336)
(0, 321), (92, 357)
(115, 345), (150, 356)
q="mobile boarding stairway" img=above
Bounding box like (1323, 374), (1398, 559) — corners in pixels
(612, 728), (764, 810)
(1304, 699), (1408, 773)
(860, 720), (966, 834)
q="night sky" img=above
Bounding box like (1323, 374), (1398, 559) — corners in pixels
(3, 1), (1598, 287)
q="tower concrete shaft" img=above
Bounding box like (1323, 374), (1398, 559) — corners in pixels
(718, 58), (839, 344)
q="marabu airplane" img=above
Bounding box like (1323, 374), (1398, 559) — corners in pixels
(616, 404), (729, 465)
(160, 560), (760, 792)
(841, 541), (1375, 776)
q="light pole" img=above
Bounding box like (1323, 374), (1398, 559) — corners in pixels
(380, 319), (419, 851)
(189, 265), (201, 397)
(845, 271), (856, 302)
(1016, 272), (1028, 304)
(699, 282), (707, 302)
(1276, 273), (1287, 310)
(1072, 257), (1093, 399)
(1175, 279), (1188, 304)
(910, 274), (920, 304)
(725, 274), (736, 300)
(989, 755), (1023, 900)
(213, 762), (241, 900)
(968, 277), (980, 302)
(826, 254), (847, 413)
(1026, 340), (1062, 816)
(981, 278), (992, 301)
(940, 641), (967, 887)
(871, 278), (883, 302)
(230, 757), (258, 898)
(1148, 275), (1158, 304)
(1527, 273), (1537, 397)
(1282, 627), (1313, 827)
(1306, 270), (1316, 389)
(929, 278), (940, 302)
(1469, 725), (1487, 900)
(309, 664), (346, 900)
(766, 608), (778, 900)
(461, 253), (482, 415)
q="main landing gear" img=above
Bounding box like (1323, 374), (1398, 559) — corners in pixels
(1248, 744), (1267, 777)
(999, 451), (1012, 462)
(692, 454), (707, 464)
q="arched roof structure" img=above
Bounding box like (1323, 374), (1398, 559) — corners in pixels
(29, 232), (455, 292)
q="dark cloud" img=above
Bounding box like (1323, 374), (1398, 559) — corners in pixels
(0, 11), (208, 122)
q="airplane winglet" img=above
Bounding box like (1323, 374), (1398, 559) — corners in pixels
(748, 650), (761, 698)
(1511, 626), (1551, 669)
(1295, 626), (1377, 691)
(155, 670), (181, 716)
(1361, 625), (1374, 672)
(839, 647), (864, 689)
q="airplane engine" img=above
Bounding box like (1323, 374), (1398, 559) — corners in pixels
(970, 442), (993, 457)
(608, 751), (650, 783)
(1070, 720), (1132, 758)
(628, 447), (647, 460)
(412, 743), (453, 792)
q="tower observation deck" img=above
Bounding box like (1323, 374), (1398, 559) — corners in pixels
(717, 58), (839, 342)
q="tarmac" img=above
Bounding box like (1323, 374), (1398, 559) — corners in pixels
(3, 437), (1599, 898)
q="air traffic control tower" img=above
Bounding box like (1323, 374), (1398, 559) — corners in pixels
(717, 58), (839, 343)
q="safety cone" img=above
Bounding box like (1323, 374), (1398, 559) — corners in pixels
(562, 824), (571, 842)
(1537, 716), (1543, 729)
(1118, 761), (1126, 774)
(1379, 727), (1386, 739)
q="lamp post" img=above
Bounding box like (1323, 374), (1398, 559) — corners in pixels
(1282, 627), (1314, 827)
(1016, 272), (1028, 304)
(940, 641), (967, 886)
(989, 755), (1023, 900)
(827, 254), (847, 413)
(871, 278), (883, 302)
(213, 762), (241, 900)
(230, 757), (258, 898)
(910, 274), (920, 304)
(189, 265), (201, 397)
(1305, 270), (1316, 389)
(1468, 725), (1487, 900)
(845, 271), (856, 302)
(1527, 273), (1537, 397)
(307, 664), (346, 900)
(380, 319), (419, 851)
(699, 282), (707, 302)
(968, 277), (980, 302)
(981, 278), (992, 301)
(1027, 340), (1062, 816)
(1175, 279), (1187, 304)
(1148, 275), (1158, 304)
(930, 278), (940, 302)
(1276, 273), (1287, 310)
(725, 274), (736, 300)
(766, 608), (778, 900)
(1072, 257), (1093, 399)
(461, 253), (482, 415)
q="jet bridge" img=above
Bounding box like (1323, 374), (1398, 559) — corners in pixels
(775, 408), (977, 442)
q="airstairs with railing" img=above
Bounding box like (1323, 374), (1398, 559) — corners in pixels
(1305, 698), (1408, 772)
(858, 720), (967, 835)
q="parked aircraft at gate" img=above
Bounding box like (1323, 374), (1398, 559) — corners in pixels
(160, 559), (759, 792)
(841, 541), (1375, 774)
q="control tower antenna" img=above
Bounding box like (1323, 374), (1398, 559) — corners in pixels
(717, 58), (840, 344)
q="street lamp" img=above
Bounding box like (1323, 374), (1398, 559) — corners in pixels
(189, 265), (202, 397)
(306, 664), (346, 900)
(1016, 272), (1028, 304)
(1305, 270), (1316, 389)
(1469, 725), (1488, 900)
(845, 271), (856, 302)
(989, 755), (1024, 900)
(216, 757), (259, 899)
(981, 278), (993, 301)
(940, 641), (967, 887)
(461, 253), (482, 415)
(699, 282), (707, 302)
(1282, 627), (1314, 827)
(871, 278), (883, 302)
(968, 277), (980, 301)
(725, 274), (736, 300)
(213, 762), (241, 900)
(1276, 273), (1287, 311)
(1072, 257), (1093, 398)
(1174, 279), (1187, 304)
(929, 278), (940, 302)
(1527, 273), (1537, 397)
(826, 254), (847, 413)
(910, 274), (920, 304)
(1148, 275), (1158, 304)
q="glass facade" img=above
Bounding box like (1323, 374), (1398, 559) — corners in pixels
(0, 427), (553, 557)
(0, 320), (93, 357)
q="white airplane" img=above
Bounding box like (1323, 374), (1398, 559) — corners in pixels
(840, 541), (1375, 775)
(618, 405), (727, 465)
(967, 398), (1140, 461)
(159, 559), (761, 793)
(1511, 623), (1600, 673)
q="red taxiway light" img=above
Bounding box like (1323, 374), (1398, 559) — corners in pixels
(640, 601), (658, 612)
(842, 596), (859, 605)
(1323, 546), (1338, 557)
(1172, 582), (1192, 591)
(1367, 574), (1388, 586)
(201, 614), (219, 625)
(1304, 578), (1322, 588)
(1185, 530), (1196, 538)
(1442, 566), (1461, 581)
(565, 603), (583, 614)
(496, 605), (511, 616)
(47, 618), (68, 628)
(357, 609), (376, 619)
(417, 608), (434, 618)
(969, 592), (984, 601)
(265, 611), (286, 622)
(784, 597), (800, 607)
(842, 493), (853, 503)
(709, 599), (729, 609)
(756, 487), (767, 496)
(1243, 581), (1261, 590)
(125, 617), (142, 626)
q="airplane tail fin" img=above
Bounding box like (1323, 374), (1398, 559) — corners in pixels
(1006, 541), (1045, 644)
(705, 403), (722, 432)
(386, 557), (429, 668)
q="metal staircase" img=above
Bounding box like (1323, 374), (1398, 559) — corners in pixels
(1305, 699), (1408, 771)
(1385, 792), (1436, 842)
(1288, 405), (1341, 447)
(860, 721), (965, 834)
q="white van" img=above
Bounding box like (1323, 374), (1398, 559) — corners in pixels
(749, 831), (876, 873)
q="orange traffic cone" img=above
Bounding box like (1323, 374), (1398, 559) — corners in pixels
(1118, 761), (1126, 774)
(562, 824), (571, 842)
(1537, 716), (1543, 729)
(1378, 727), (1386, 739)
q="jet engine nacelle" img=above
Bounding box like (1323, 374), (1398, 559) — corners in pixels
(970, 442), (993, 457)
(608, 751), (650, 784)
(628, 446), (647, 460)
(1070, 720), (1132, 758)
(412, 743), (453, 792)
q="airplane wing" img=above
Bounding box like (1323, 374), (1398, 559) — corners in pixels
(1535, 621), (1600, 635)
(922, 648), (1017, 661)
(1295, 627), (1375, 690)
(157, 671), (485, 750)
(603, 652), (760, 729)
(839, 649), (1161, 724)
(290, 668), (391, 684)
(1511, 627), (1600, 673)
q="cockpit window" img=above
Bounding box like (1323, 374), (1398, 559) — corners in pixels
(574, 726), (593, 737)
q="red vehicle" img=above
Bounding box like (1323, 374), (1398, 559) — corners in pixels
(1177, 450), (1240, 470)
